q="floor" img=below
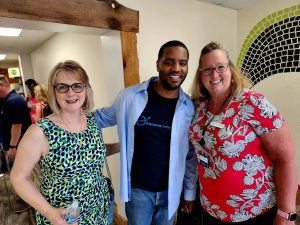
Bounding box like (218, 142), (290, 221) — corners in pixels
(0, 172), (299, 225)
(0, 174), (36, 225)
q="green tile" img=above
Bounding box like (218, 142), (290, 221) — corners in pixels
(237, 4), (299, 66)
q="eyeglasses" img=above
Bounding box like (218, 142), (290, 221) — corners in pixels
(201, 63), (229, 76)
(54, 83), (86, 93)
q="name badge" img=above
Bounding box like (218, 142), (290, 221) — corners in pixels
(199, 155), (209, 168)
(211, 121), (225, 129)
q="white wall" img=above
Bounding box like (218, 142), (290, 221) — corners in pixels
(237, 0), (300, 182)
(119, 0), (237, 94)
(18, 53), (34, 96)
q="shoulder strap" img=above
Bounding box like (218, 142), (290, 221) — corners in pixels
(105, 157), (113, 186)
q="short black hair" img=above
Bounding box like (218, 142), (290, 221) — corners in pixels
(25, 78), (38, 87)
(158, 40), (189, 60)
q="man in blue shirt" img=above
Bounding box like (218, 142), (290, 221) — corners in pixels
(94, 40), (198, 225)
(0, 75), (31, 172)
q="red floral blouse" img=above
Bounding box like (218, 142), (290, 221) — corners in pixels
(189, 89), (283, 222)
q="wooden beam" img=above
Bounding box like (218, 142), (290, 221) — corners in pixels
(0, 0), (141, 93)
(0, 0), (139, 32)
(120, 31), (140, 87)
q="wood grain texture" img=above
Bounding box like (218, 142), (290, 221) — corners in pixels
(0, 0), (139, 32)
(0, 0), (141, 89)
(120, 31), (140, 87)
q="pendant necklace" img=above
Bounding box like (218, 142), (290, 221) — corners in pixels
(199, 93), (231, 147)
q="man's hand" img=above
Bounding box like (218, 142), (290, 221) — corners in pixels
(8, 147), (17, 159)
(180, 200), (195, 214)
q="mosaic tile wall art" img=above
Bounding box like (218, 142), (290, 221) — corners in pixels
(237, 4), (300, 86)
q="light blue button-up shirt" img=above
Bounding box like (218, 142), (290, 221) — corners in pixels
(93, 77), (198, 219)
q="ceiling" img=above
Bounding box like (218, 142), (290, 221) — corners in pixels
(0, 17), (109, 68)
(0, 0), (269, 68)
(0, 29), (55, 67)
(195, 0), (269, 10)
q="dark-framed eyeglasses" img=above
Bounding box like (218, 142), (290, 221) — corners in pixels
(54, 83), (86, 93)
(200, 63), (229, 76)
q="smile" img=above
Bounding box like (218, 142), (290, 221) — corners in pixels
(210, 79), (221, 84)
(170, 74), (181, 81)
(66, 99), (78, 103)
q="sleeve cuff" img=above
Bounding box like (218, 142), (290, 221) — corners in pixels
(183, 188), (196, 201)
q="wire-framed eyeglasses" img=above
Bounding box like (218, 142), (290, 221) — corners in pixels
(201, 63), (229, 76)
(54, 83), (86, 93)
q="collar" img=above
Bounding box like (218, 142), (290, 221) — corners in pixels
(136, 76), (189, 104)
(3, 89), (16, 101)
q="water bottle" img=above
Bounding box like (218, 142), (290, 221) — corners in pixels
(64, 200), (80, 224)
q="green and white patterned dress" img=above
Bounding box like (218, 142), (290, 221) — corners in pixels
(35, 113), (110, 225)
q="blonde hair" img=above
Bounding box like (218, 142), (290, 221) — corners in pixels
(191, 41), (251, 100)
(34, 84), (48, 103)
(47, 60), (94, 114)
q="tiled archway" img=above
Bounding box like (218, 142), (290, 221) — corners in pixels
(237, 5), (300, 85)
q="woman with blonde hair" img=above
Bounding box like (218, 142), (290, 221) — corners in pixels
(189, 41), (297, 225)
(34, 84), (51, 121)
(10, 60), (110, 225)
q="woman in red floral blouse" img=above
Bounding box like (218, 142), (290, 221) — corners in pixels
(189, 42), (297, 225)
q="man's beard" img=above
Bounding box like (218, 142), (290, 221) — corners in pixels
(160, 75), (185, 91)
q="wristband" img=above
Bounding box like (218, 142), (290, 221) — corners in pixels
(277, 208), (297, 221)
(9, 145), (17, 148)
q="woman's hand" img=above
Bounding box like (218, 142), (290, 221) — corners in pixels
(47, 207), (78, 225)
(27, 102), (35, 109)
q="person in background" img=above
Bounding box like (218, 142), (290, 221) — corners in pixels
(34, 84), (52, 121)
(189, 41), (297, 225)
(25, 78), (38, 123)
(10, 60), (110, 225)
(0, 97), (4, 175)
(93, 40), (198, 225)
(0, 74), (32, 212)
(0, 75), (31, 172)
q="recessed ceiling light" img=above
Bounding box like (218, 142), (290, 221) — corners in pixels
(0, 27), (22, 36)
(0, 54), (6, 60)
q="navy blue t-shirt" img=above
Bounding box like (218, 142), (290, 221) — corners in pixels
(131, 82), (178, 192)
(0, 90), (31, 150)
(0, 98), (3, 144)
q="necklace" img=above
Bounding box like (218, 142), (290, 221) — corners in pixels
(199, 93), (231, 147)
